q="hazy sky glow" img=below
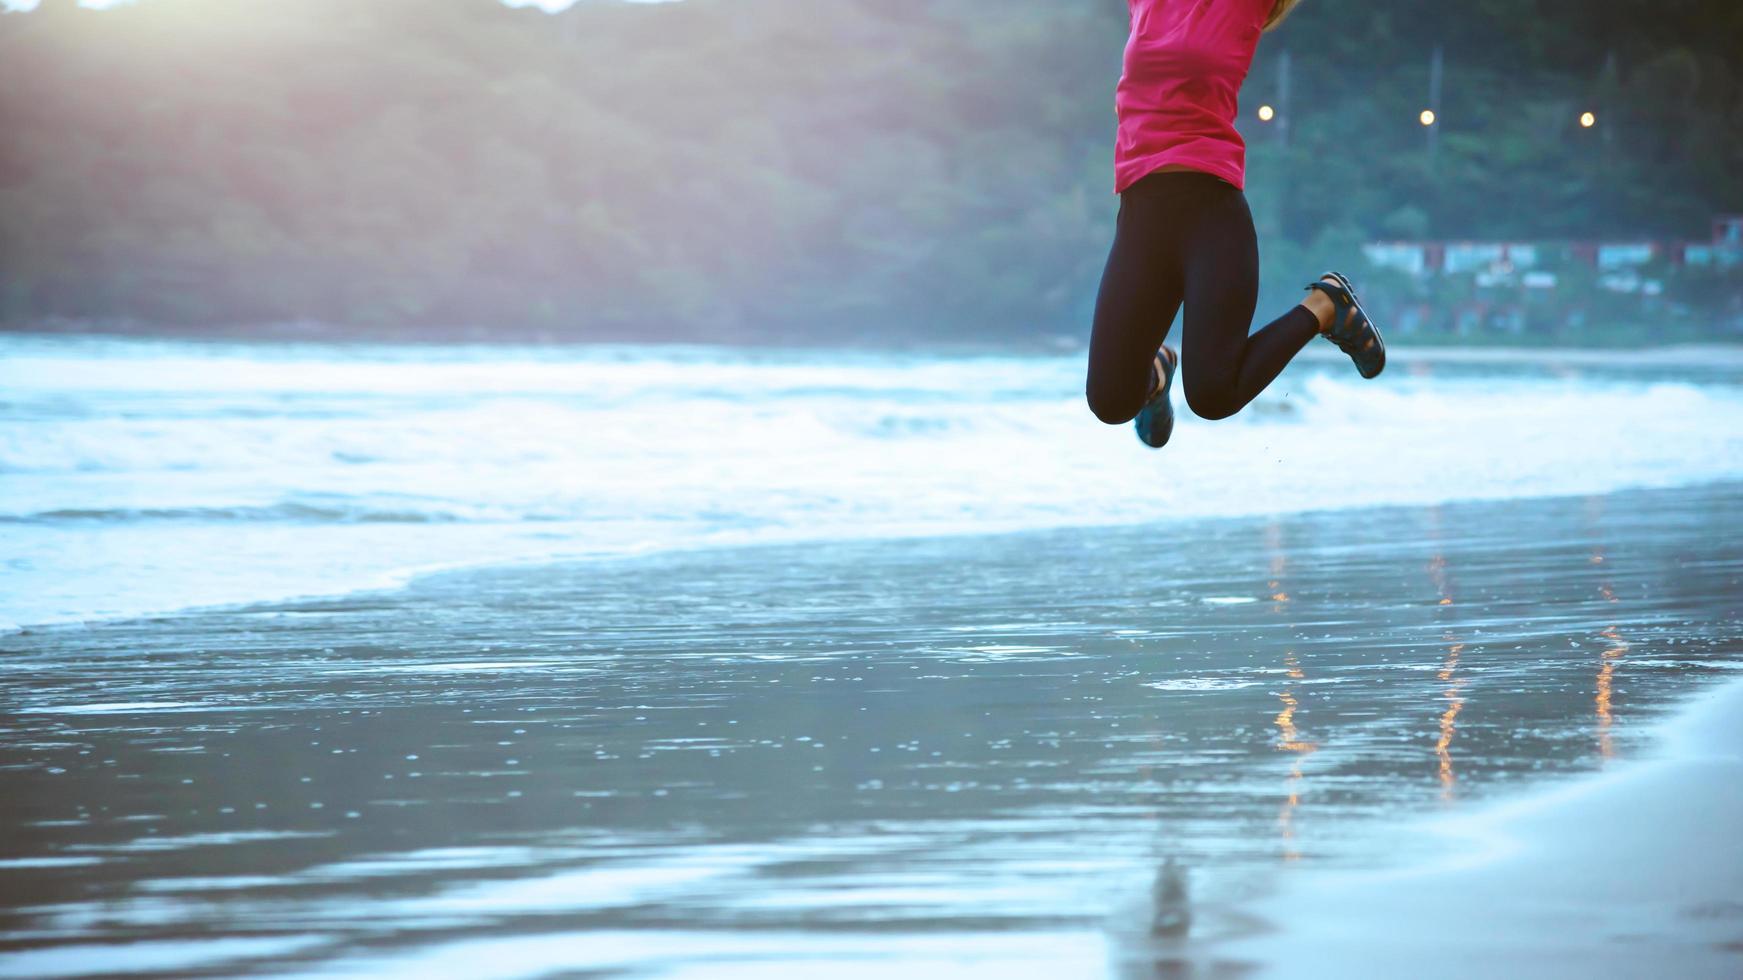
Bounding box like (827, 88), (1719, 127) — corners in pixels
(0, 0), (682, 10)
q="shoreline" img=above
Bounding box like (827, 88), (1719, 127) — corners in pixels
(1214, 675), (1743, 978)
(6, 324), (1743, 361)
(3, 477), (1738, 976)
(9, 480), (1741, 634)
(10, 331), (1743, 631)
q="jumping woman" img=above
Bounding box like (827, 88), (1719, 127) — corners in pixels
(1087, 0), (1385, 448)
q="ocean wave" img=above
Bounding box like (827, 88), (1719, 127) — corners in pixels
(1, 503), (464, 525)
(3, 336), (1742, 626)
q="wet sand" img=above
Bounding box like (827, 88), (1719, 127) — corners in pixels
(2, 484), (1741, 977)
(1216, 675), (1743, 978)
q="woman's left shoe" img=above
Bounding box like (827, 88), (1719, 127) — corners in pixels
(1134, 345), (1178, 448)
(1306, 272), (1386, 379)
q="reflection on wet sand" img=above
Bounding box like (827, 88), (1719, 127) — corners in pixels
(1427, 508), (1465, 800)
(1266, 521), (1314, 862)
(1596, 580), (1628, 761)
(1149, 858), (1191, 938)
(2, 487), (1740, 977)
(1436, 637), (1466, 800)
(1266, 521), (1290, 606)
(1275, 652), (1317, 862)
(1584, 500), (1630, 761)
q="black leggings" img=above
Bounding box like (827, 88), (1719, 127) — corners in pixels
(1086, 170), (1319, 424)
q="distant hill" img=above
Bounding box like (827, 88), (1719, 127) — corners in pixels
(1, 0), (1738, 341)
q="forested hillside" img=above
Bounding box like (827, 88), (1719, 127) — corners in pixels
(2, 0), (1739, 341)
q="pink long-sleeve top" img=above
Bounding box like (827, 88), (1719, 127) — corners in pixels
(1115, 0), (1271, 193)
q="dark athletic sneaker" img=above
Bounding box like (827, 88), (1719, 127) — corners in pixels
(1306, 272), (1386, 379)
(1134, 344), (1179, 448)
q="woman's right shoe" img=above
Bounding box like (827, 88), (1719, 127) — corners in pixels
(1134, 344), (1178, 448)
(1306, 272), (1386, 379)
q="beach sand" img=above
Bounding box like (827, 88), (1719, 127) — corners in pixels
(2, 484), (1740, 976)
(1213, 676), (1743, 979)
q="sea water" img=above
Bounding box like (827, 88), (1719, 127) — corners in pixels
(5, 335), (1743, 977)
(4, 334), (1741, 627)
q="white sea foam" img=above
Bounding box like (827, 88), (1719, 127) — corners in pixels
(3, 335), (1741, 626)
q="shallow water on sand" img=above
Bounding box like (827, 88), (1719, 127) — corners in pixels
(2, 485), (1740, 976)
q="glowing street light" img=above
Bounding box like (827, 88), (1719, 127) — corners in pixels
(1579, 111), (1596, 128)
(1419, 109), (1437, 126)
(1257, 104), (1275, 122)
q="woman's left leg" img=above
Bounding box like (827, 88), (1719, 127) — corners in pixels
(1177, 188), (1321, 421)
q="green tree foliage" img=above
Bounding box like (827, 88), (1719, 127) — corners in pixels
(0, 0), (1738, 341)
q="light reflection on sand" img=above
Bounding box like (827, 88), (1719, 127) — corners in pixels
(1596, 593), (1629, 761)
(1586, 496), (1632, 763)
(1426, 506), (1465, 800)
(1436, 638), (1466, 799)
(1274, 651), (1317, 863)
(0, 486), (1739, 976)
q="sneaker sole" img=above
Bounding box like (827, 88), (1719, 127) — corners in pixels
(1325, 271), (1385, 379)
(1135, 346), (1177, 448)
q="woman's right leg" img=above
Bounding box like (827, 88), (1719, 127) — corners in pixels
(1086, 185), (1185, 426)
(1177, 187), (1322, 420)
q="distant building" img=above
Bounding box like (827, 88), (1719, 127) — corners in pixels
(1364, 214), (1743, 277)
(1684, 214), (1743, 268)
